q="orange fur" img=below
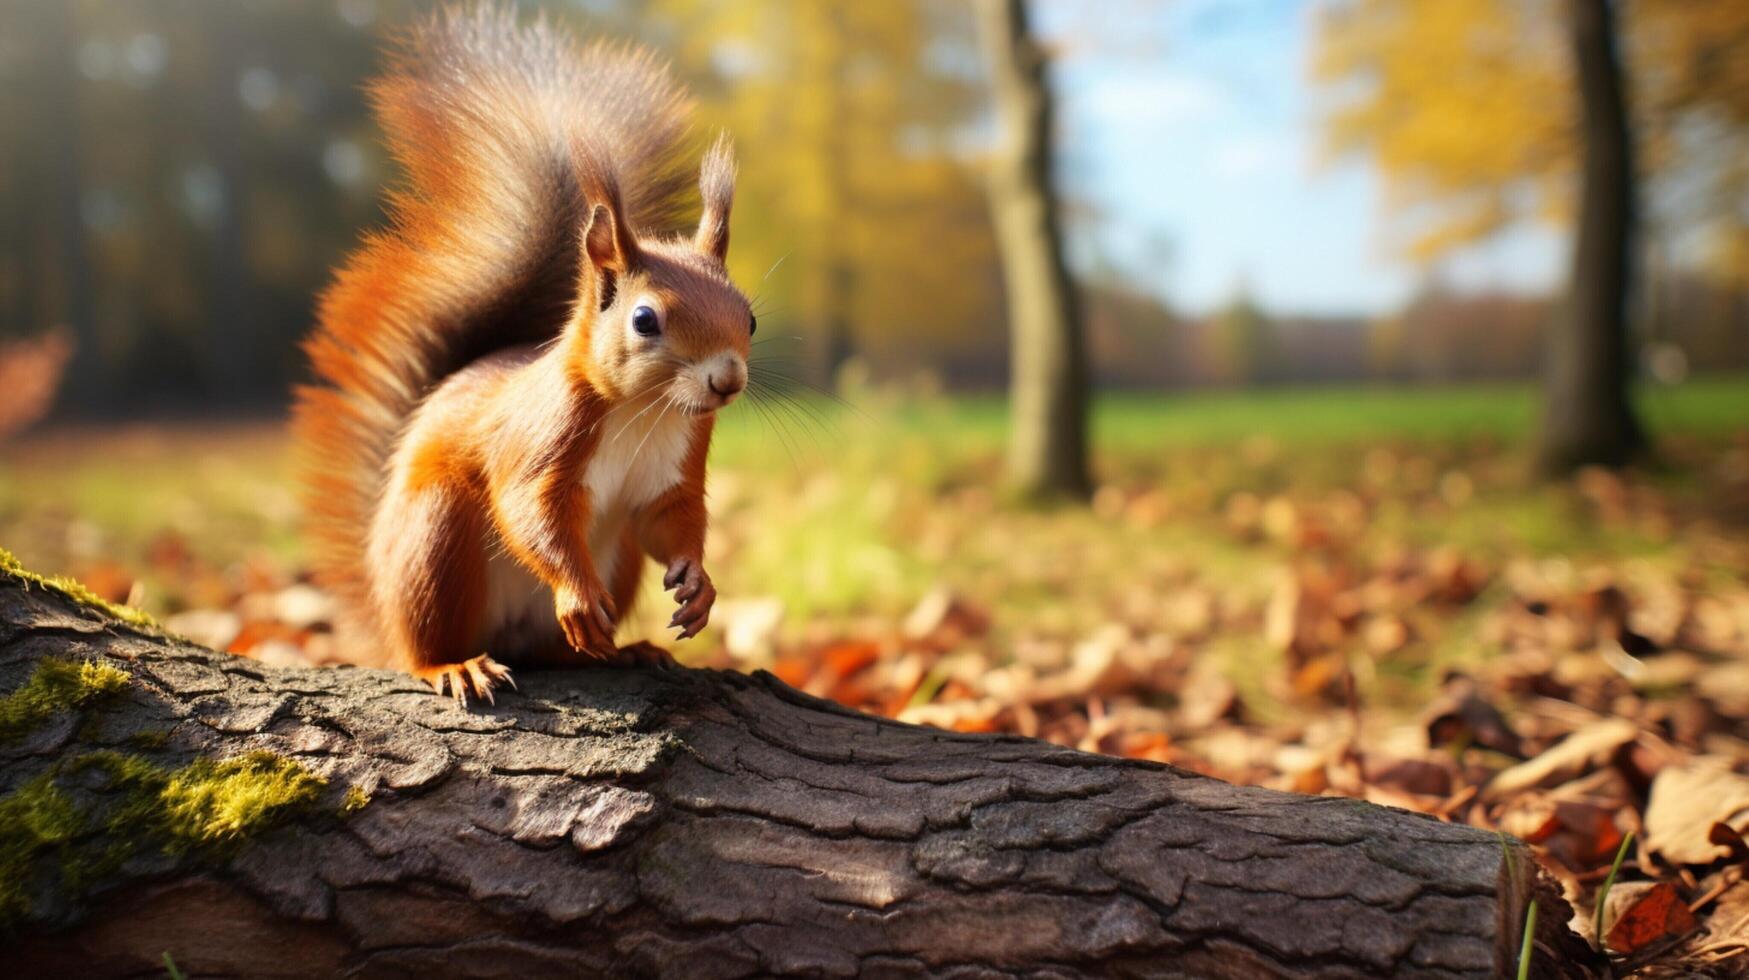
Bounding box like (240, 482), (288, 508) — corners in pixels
(291, 5), (751, 703)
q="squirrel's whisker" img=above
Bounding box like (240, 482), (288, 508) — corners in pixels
(608, 381), (673, 445)
(748, 382), (839, 440)
(744, 387), (804, 472)
(759, 251), (791, 284)
(628, 387), (680, 467)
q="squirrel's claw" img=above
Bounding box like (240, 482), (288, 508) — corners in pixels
(556, 586), (616, 655)
(464, 658), (496, 706)
(416, 654), (513, 710)
(665, 560), (716, 640)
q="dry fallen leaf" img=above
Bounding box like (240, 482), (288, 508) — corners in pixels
(714, 597), (785, 662)
(1177, 668), (1242, 730)
(163, 608), (243, 652)
(902, 586), (991, 649)
(1364, 756), (1453, 798)
(1483, 718), (1639, 800)
(1643, 760), (1749, 868)
(1424, 673), (1523, 757)
(1607, 880), (1699, 954)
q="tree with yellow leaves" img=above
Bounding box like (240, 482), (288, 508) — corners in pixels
(654, 0), (997, 388)
(1315, 0), (1749, 472)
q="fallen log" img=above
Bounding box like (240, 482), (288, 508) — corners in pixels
(1, 565), (1594, 977)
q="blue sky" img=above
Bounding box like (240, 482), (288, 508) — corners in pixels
(1034, 0), (1566, 317)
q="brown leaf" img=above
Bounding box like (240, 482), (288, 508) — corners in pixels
(1423, 673), (1523, 757)
(716, 597), (785, 662)
(1364, 756), (1453, 798)
(1606, 881), (1698, 954)
(1707, 822), (1749, 866)
(1482, 718), (1638, 801)
(770, 655), (812, 691)
(1028, 626), (1139, 702)
(1117, 731), (1172, 763)
(0, 327), (72, 442)
(1542, 799), (1626, 871)
(72, 560), (135, 605)
(162, 608), (242, 652)
(1362, 615), (1411, 656)
(1497, 796), (1560, 844)
(901, 587), (990, 650)
(226, 620), (309, 657)
(1643, 760), (1749, 868)
(1177, 669), (1243, 730)
(897, 698), (1001, 732)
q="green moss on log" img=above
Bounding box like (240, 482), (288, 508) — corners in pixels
(0, 750), (326, 929)
(0, 773), (83, 926)
(160, 753), (327, 848)
(340, 784), (371, 815)
(0, 658), (131, 743)
(0, 546), (155, 629)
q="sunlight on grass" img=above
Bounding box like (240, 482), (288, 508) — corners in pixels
(3, 379), (1746, 720)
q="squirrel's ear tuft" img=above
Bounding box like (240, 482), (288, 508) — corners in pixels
(695, 133), (736, 264)
(578, 147), (638, 274)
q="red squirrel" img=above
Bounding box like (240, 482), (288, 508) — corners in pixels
(291, 6), (752, 705)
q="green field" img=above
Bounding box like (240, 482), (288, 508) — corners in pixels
(5, 377), (1746, 587)
(716, 375), (1749, 453)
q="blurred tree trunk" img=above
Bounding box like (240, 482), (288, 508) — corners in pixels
(806, 2), (857, 390)
(1537, 0), (1646, 474)
(202, 8), (254, 403)
(44, 0), (99, 409)
(976, 0), (1091, 501)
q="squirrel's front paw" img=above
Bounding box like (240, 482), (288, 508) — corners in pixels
(554, 585), (616, 655)
(663, 558), (716, 639)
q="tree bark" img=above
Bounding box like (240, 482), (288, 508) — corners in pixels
(976, 0), (1092, 502)
(2, 571), (1595, 978)
(1537, 0), (1647, 474)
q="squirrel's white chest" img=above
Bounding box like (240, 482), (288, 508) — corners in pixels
(582, 399), (694, 523)
(477, 398), (694, 652)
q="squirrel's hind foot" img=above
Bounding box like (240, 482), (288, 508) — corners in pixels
(608, 641), (677, 668)
(416, 653), (516, 708)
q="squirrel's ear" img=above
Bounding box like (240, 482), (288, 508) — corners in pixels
(578, 147), (638, 274)
(583, 200), (636, 274)
(694, 133), (736, 264)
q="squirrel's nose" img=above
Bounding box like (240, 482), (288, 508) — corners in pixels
(708, 374), (743, 399)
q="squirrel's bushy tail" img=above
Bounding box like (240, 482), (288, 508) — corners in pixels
(291, 5), (697, 659)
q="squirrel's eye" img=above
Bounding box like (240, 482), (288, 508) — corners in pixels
(631, 305), (660, 337)
(749, 314), (757, 336)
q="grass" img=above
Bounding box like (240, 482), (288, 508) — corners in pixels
(1595, 831), (1636, 950)
(721, 376), (1749, 460)
(1519, 899), (1538, 980)
(1, 377), (1745, 696)
(0, 423), (299, 577)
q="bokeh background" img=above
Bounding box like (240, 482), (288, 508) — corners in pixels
(3, 0), (1749, 963)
